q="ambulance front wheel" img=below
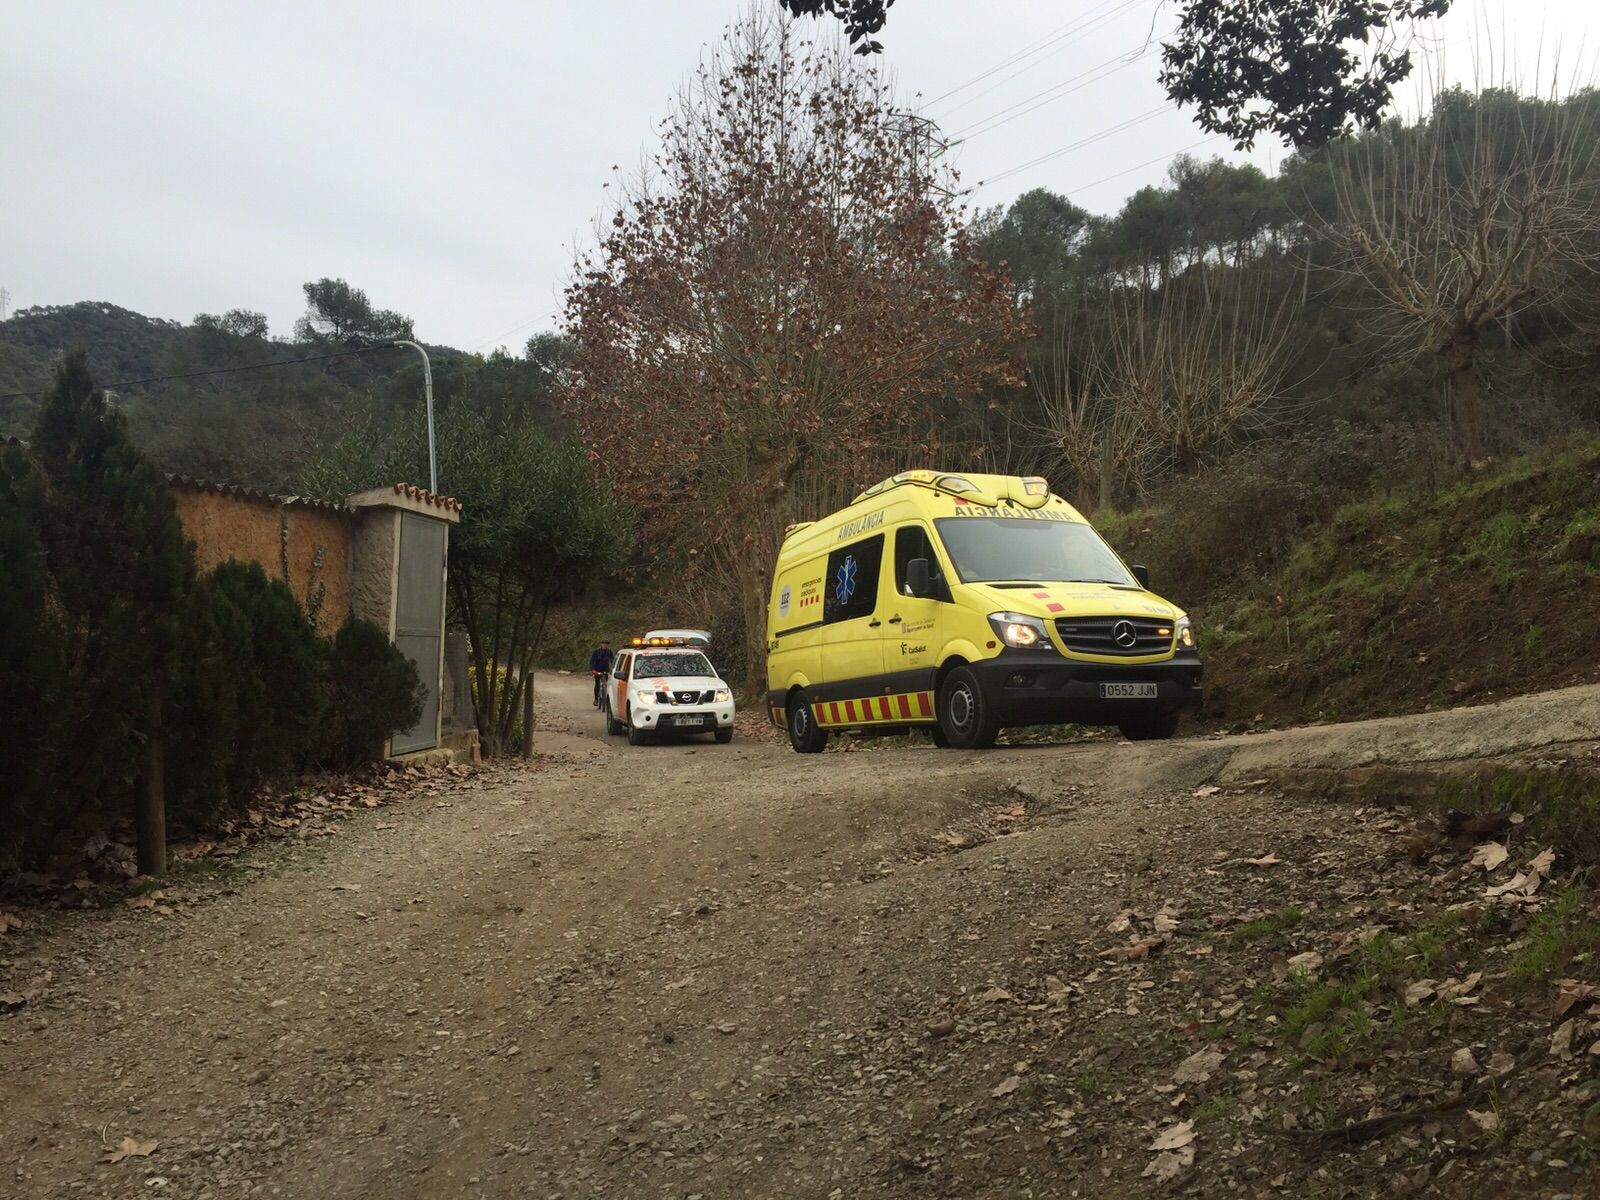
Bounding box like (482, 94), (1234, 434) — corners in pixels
(788, 690), (829, 754)
(938, 666), (1000, 750)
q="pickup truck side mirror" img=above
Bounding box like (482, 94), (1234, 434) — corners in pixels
(1131, 564), (1150, 590)
(906, 557), (931, 598)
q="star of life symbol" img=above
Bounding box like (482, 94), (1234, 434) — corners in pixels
(835, 555), (858, 606)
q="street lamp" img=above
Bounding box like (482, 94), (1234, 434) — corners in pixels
(391, 339), (437, 493)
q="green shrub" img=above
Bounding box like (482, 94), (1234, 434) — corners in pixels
(318, 619), (425, 769)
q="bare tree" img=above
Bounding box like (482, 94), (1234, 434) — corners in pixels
(1022, 312), (1154, 511)
(1326, 86), (1600, 460)
(1097, 276), (1298, 474)
(562, 12), (1029, 684)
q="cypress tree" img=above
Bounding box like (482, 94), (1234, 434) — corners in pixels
(30, 347), (194, 873)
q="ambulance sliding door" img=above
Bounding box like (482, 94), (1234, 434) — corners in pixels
(818, 534), (887, 718)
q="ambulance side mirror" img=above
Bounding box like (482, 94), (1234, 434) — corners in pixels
(1131, 564), (1150, 590)
(906, 558), (931, 598)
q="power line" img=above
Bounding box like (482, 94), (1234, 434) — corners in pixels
(952, 42), (1157, 141)
(977, 104), (1172, 188)
(921, 0), (1143, 111)
(0, 343), (393, 401)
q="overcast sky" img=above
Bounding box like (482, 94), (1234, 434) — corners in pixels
(2, 0), (1591, 351)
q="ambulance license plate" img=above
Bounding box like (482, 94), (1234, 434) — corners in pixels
(1100, 682), (1158, 699)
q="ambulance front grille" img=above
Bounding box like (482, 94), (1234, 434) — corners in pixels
(1054, 617), (1173, 657)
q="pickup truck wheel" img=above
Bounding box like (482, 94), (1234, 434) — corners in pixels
(788, 690), (829, 754)
(605, 705), (624, 736)
(714, 727), (734, 744)
(628, 724), (651, 746)
(938, 667), (1000, 750)
(1117, 710), (1180, 741)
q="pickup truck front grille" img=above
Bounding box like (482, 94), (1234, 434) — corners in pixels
(1054, 616), (1173, 657)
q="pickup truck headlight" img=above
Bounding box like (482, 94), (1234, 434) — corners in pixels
(714, 688), (731, 703)
(632, 688), (657, 705)
(1175, 616), (1195, 650)
(988, 611), (1052, 650)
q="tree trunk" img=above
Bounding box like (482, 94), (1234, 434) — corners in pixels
(1445, 337), (1486, 462)
(136, 690), (167, 877)
(1097, 435), (1115, 512)
(522, 664), (535, 758)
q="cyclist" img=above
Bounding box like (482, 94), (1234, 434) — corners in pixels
(588, 640), (613, 708)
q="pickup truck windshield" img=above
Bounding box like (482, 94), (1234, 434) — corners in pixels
(933, 517), (1136, 587)
(633, 652), (715, 678)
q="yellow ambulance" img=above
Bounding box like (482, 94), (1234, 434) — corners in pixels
(763, 471), (1202, 751)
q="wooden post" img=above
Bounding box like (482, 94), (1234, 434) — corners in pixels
(136, 690), (167, 876)
(521, 664), (535, 758)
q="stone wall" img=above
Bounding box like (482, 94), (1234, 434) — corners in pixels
(170, 480), (352, 634)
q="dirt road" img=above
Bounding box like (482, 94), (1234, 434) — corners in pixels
(5, 677), (1599, 1199)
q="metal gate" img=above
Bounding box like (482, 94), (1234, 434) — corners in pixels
(391, 512), (447, 754)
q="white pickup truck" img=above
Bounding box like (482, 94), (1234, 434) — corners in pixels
(604, 637), (735, 746)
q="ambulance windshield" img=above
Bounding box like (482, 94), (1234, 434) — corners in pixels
(933, 517), (1136, 587)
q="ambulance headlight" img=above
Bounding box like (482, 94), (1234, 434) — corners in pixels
(714, 689), (731, 703)
(1175, 617), (1195, 650)
(988, 612), (1052, 650)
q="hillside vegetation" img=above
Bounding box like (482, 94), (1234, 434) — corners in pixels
(1105, 439), (1600, 727)
(0, 293), (567, 493)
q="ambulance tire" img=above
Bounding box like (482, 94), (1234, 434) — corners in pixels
(628, 724), (651, 746)
(715, 727), (734, 744)
(788, 690), (829, 754)
(929, 724), (950, 748)
(1117, 710), (1180, 741)
(938, 666), (1000, 750)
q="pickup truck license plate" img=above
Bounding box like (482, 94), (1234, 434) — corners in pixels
(1100, 682), (1158, 699)
(674, 715), (709, 727)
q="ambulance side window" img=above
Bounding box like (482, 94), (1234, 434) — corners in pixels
(823, 534), (885, 625)
(895, 525), (949, 601)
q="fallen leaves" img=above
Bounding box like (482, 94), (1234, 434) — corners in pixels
(990, 1074), (1022, 1098)
(329, 883), (363, 892)
(1208, 852), (1282, 873)
(1554, 979), (1597, 1020)
(1402, 972), (1482, 1009)
(0, 911), (22, 937)
(975, 986), (1015, 1004)
(1469, 841), (1507, 872)
(0, 970), (53, 1009)
(1466, 1109), (1502, 1137)
(1551, 1019), (1576, 1061)
(1484, 847), (1557, 901)
(1143, 1120), (1196, 1182)
(1172, 1048), (1225, 1085)
(1450, 1047), (1480, 1075)
(102, 1136), (158, 1164)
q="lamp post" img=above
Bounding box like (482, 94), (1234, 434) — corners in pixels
(391, 339), (437, 492)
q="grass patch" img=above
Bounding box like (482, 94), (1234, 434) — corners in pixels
(1510, 883), (1600, 980)
(1232, 906), (1305, 942)
(1431, 767), (1600, 867)
(1267, 907), (1491, 1064)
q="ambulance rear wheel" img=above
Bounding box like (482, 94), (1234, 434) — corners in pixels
(788, 690), (829, 754)
(938, 667), (1000, 750)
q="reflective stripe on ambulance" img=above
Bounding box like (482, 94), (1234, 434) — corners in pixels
(813, 690), (934, 727)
